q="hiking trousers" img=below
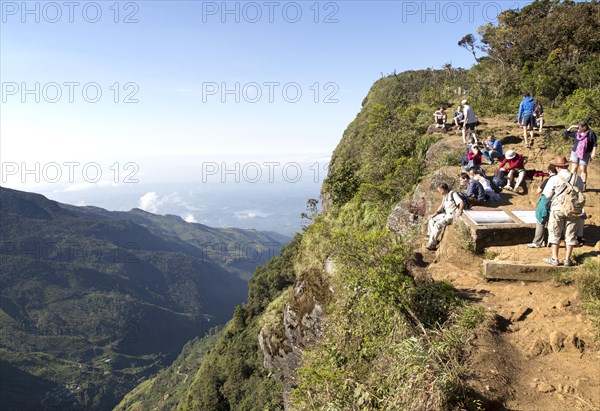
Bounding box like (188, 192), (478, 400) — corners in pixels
(427, 213), (454, 245)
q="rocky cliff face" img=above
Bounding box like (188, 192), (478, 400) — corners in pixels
(259, 136), (472, 408)
(387, 138), (462, 238)
(258, 263), (333, 408)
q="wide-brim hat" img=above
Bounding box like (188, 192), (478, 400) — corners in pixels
(461, 99), (468, 105)
(505, 149), (516, 160)
(550, 156), (570, 167)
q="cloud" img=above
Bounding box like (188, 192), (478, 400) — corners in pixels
(234, 209), (270, 220)
(137, 191), (184, 214)
(138, 192), (160, 213)
(180, 201), (204, 211)
(61, 181), (118, 192)
(184, 213), (197, 223)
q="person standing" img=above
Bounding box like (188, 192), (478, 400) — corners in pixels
(542, 157), (585, 266)
(533, 100), (544, 132)
(566, 121), (597, 192)
(517, 92), (535, 148)
(527, 165), (557, 248)
(426, 183), (465, 251)
(461, 99), (478, 145)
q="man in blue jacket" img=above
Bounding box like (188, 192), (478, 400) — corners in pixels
(517, 92), (535, 148)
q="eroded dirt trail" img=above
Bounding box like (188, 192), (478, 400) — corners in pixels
(422, 119), (600, 410)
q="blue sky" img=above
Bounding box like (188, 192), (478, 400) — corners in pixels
(1, 0), (530, 191)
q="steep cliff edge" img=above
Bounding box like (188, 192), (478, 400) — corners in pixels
(118, 3), (600, 405)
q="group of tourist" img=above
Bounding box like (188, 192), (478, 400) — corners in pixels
(426, 98), (596, 266)
(433, 99), (478, 145)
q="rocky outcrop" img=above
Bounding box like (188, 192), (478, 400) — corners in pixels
(426, 124), (458, 135)
(386, 167), (457, 238)
(387, 194), (426, 237)
(429, 167), (459, 190)
(425, 138), (465, 169)
(258, 266), (332, 409)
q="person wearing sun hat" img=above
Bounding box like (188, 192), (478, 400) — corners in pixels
(541, 156), (584, 267)
(498, 149), (526, 192)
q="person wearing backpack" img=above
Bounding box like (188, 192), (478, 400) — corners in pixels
(527, 165), (557, 248)
(566, 121), (597, 192)
(426, 183), (466, 251)
(542, 156), (585, 266)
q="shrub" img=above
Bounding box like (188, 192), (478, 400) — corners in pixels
(291, 227), (484, 410)
(562, 87), (600, 127)
(551, 259), (600, 337)
(324, 161), (361, 207)
(409, 281), (460, 328)
(576, 260), (600, 337)
(435, 150), (463, 169)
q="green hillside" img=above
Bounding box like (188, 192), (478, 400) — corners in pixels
(0, 187), (289, 410)
(121, 1), (600, 409)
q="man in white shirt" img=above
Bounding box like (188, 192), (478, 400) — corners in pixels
(542, 156), (585, 266)
(426, 183), (465, 251)
(461, 99), (478, 144)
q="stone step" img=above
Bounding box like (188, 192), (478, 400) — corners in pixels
(483, 260), (575, 282)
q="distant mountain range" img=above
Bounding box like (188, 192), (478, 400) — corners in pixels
(0, 187), (289, 410)
(26, 178), (322, 236)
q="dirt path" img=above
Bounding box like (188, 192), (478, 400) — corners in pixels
(423, 118), (600, 410)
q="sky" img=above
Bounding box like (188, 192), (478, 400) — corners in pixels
(0, 0), (531, 231)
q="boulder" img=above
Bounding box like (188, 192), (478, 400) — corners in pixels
(563, 333), (585, 353)
(425, 138), (465, 169)
(528, 338), (552, 357)
(429, 168), (459, 191)
(549, 331), (566, 352)
(387, 198), (425, 237)
(537, 382), (556, 393)
(426, 124), (449, 135)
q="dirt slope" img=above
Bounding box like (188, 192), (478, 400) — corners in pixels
(423, 118), (600, 410)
